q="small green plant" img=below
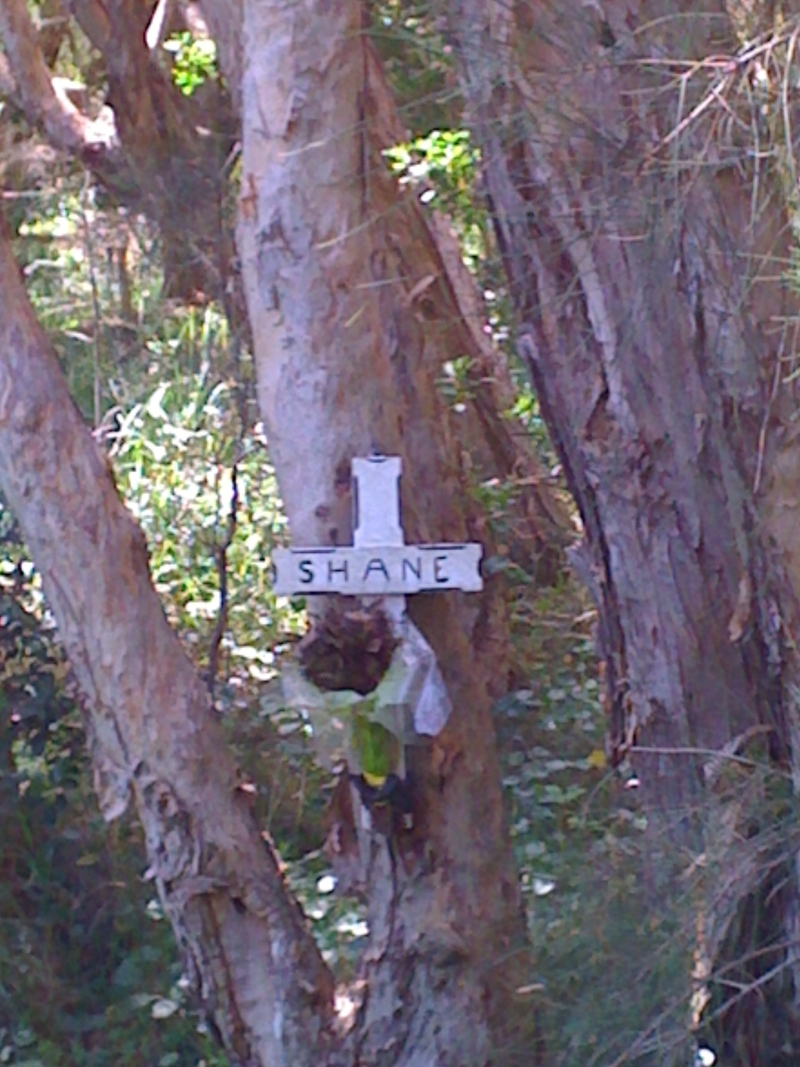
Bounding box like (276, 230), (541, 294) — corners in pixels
(164, 32), (218, 96)
(109, 370), (305, 679)
(384, 129), (485, 270)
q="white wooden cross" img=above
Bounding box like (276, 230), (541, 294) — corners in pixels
(272, 455), (483, 611)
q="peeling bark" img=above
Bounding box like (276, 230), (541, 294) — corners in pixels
(235, 0), (532, 1062)
(445, 0), (800, 831)
(442, 6), (800, 1052)
(0, 215), (336, 1067)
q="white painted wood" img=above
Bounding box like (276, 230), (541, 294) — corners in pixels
(272, 455), (483, 598)
(353, 456), (404, 548)
(272, 543), (483, 595)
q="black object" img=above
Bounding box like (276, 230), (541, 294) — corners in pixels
(350, 772), (414, 830)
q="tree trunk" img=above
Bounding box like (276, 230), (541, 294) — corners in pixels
(0, 213), (339, 1064)
(234, 1), (533, 1062)
(211, 0), (571, 577)
(446, 0), (800, 1049)
(447, 0), (797, 825)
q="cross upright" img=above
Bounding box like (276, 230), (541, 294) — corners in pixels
(272, 455), (483, 614)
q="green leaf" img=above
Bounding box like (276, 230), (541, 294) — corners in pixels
(351, 714), (401, 783)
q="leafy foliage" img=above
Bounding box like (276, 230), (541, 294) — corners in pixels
(370, 2), (457, 133)
(0, 537), (229, 1066)
(164, 33), (219, 97)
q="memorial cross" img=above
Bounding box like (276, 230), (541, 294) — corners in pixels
(272, 455), (483, 613)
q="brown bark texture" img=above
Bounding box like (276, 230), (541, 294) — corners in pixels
(234, 1), (535, 1062)
(445, 0), (800, 837)
(0, 217), (336, 1066)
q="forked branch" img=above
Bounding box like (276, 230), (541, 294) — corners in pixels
(0, 212), (337, 1067)
(0, 0), (119, 161)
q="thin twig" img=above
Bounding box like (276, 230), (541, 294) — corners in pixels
(79, 176), (102, 427)
(206, 460), (238, 703)
(631, 742), (790, 779)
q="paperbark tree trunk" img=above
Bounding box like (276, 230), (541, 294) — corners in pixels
(234, 1), (533, 1062)
(446, 0), (799, 826)
(446, 0), (800, 1050)
(211, 0), (570, 576)
(0, 214), (335, 1066)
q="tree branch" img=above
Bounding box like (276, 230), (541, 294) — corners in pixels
(0, 213), (336, 1067)
(64, 0), (111, 52)
(0, 0), (119, 161)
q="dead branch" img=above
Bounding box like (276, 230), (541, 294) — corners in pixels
(0, 0), (118, 161)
